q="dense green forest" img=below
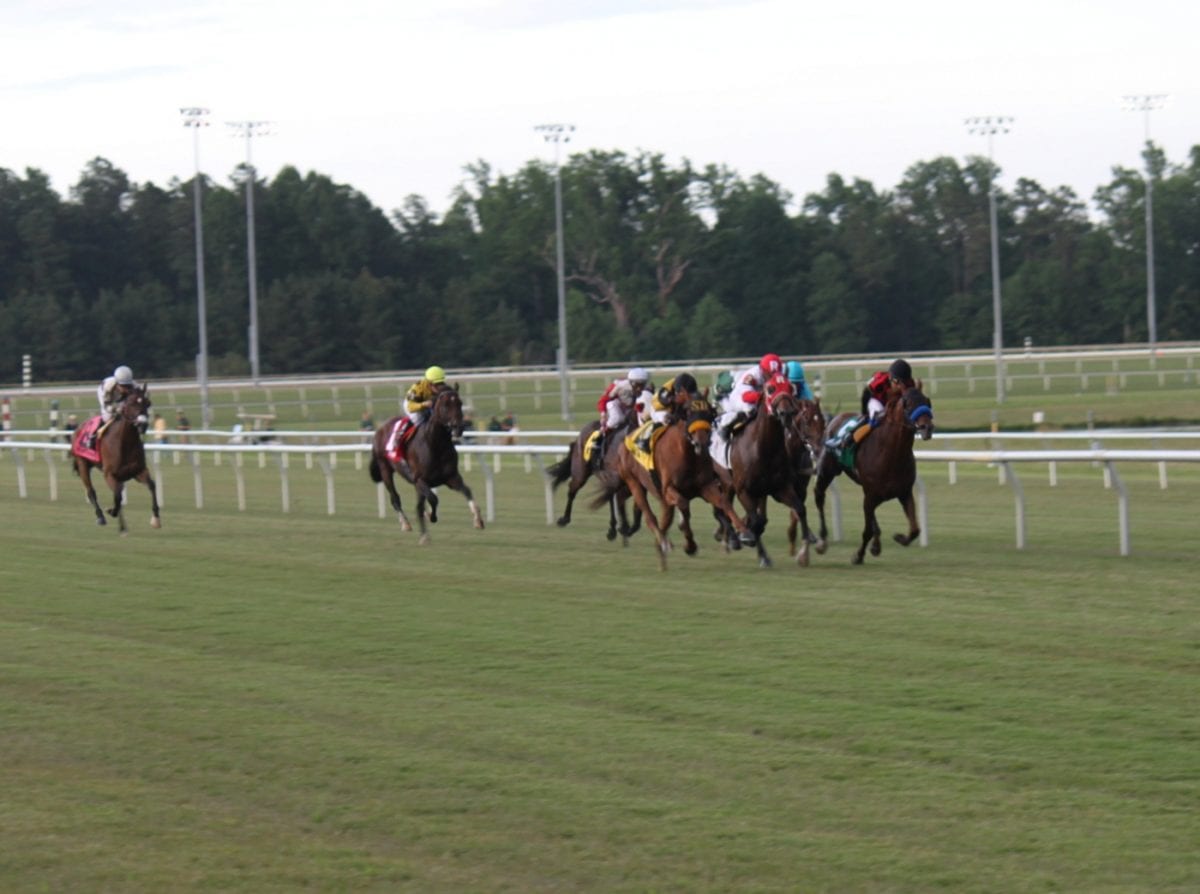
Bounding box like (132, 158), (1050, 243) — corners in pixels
(1, 144), (1198, 382)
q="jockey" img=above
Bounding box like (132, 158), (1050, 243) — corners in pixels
(828, 359), (914, 450)
(716, 353), (783, 437)
(598, 367), (651, 435)
(404, 365), (447, 429)
(712, 370), (734, 404)
(649, 373), (699, 425)
(98, 365), (138, 423)
(785, 360), (815, 400)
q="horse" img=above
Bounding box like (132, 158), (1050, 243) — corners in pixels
(812, 380), (935, 564)
(595, 395), (755, 572)
(713, 373), (817, 568)
(368, 386), (484, 544)
(546, 416), (641, 544)
(71, 384), (161, 534)
(784, 396), (827, 560)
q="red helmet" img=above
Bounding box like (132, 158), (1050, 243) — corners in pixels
(868, 370), (891, 397)
(759, 353), (782, 376)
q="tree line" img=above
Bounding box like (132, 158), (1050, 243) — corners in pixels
(1, 144), (1197, 383)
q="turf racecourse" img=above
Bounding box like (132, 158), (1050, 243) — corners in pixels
(2, 457), (1198, 892)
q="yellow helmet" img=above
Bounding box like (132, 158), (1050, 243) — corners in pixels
(424, 365), (446, 384)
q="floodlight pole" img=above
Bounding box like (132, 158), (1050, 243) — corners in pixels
(535, 123), (575, 421)
(1122, 94), (1167, 349)
(966, 116), (1013, 404)
(228, 120), (272, 383)
(181, 106), (211, 428)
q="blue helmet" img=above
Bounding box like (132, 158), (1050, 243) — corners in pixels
(785, 360), (806, 384)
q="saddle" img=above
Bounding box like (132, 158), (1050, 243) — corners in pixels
(582, 428), (603, 466)
(385, 418), (419, 466)
(623, 420), (666, 472)
(71, 416), (106, 463)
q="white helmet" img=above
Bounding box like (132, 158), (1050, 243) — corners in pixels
(615, 381), (634, 404)
(627, 367), (649, 384)
(113, 365), (134, 385)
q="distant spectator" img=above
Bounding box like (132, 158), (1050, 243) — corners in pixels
(359, 409), (375, 432)
(64, 413), (79, 446)
(175, 409), (191, 444)
(500, 411), (518, 445)
(152, 412), (168, 444)
(487, 415), (503, 433)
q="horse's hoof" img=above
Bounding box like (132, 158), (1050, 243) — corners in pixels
(606, 528), (617, 541)
(870, 542), (881, 557)
(150, 517), (161, 529)
(557, 517), (571, 528)
(806, 531), (818, 544)
(759, 557), (772, 569)
(814, 540), (827, 555)
(474, 519), (485, 530)
(685, 542), (698, 556)
(399, 520), (413, 532)
(418, 534), (431, 546)
(95, 517), (107, 526)
(796, 548), (809, 568)
(893, 533), (913, 547)
(738, 531), (757, 547)
(851, 553), (864, 565)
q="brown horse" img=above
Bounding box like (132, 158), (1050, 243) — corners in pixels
(813, 380), (934, 564)
(368, 386), (484, 544)
(714, 373), (817, 568)
(546, 416), (641, 544)
(595, 395), (755, 572)
(784, 396), (827, 560)
(71, 384), (161, 534)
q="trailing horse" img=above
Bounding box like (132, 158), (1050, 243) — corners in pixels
(594, 395), (755, 572)
(813, 380), (935, 564)
(71, 384), (161, 534)
(368, 386), (484, 544)
(546, 416), (641, 544)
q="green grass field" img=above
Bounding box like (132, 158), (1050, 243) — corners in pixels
(2, 435), (1198, 890)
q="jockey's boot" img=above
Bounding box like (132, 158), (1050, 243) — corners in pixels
(591, 431), (606, 469)
(852, 422), (872, 445)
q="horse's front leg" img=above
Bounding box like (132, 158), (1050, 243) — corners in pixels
(104, 472), (128, 535)
(626, 476), (668, 571)
(673, 497), (698, 557)
(700, 480), (756, 547)
(892, 488), (920, 547)
(813, 459), (838, 555)
(854, 495), (883, 565)
(783, 483), (812, 567)
(445, 473), (484, 530)
(135, 468), (162, 529)
(748, 494), (773, 569)
(381, 467), (413, 531)
(79, 463), (106, 526)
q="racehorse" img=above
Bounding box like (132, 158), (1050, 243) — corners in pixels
(812, 380), (934, 564)
(368, 386), (484, 544)
(714, 373), (817, 568)
(784, 396), (827, 560)
(71, 384), (161, 534)
(595, 395), (755, 572)
(546, 417), (641, 545)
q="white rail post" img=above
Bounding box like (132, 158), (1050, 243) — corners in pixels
(377, 482), (387, 519)
(915, 475), (929, 546)
(10, 446), (26, 497)
(191, 450), (204, 509)
(43, 450), (57, 501)
(829, 479), (842, 542)
(152, 449), (164, 508)
(318, 456), (335, 515)
(539, 457), (556, 524)
(483, 456), (496, 523)
(1003, 461), (1026, 550)
(235, 453), (246, 511)
(1106, 461), (1130, 556)
(278, 453), (290, 513)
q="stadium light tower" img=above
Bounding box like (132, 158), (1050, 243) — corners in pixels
(1121, 94), (1168, 349)
(534, 123), (575, 421)
(965, 115), (1014, 404)
(227, 120), (273, 383)
(181, 106), (211, 428)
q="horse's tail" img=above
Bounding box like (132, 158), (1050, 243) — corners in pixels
(588, 474), (621, 512)
(546, 444), (575, 490)
(368, 454), (383, 483)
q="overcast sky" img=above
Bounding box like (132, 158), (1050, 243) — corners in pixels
(2, 0), (1195, 217)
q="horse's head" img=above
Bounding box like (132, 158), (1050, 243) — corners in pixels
(790, 397), (826, 460)
(681, 396), (715, 455)
(121, 384), (152, 434)
(898, 380), (935, 441)
(763, 373), (798, 422)
(431, 386), (465, 438)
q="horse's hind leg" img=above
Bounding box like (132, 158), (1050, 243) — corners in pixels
(893, 489), (920, 547)
(446, 474), (484, 530)
(854, 498), (882, 565)
(382, 470), (413, 531)
(80, 464), (106, 526)
(813, 460), (837, 555)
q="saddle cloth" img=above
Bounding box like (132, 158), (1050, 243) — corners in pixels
(385, 418), (418, 466)
(623, 421), (666, 472)
(71, 416), (105, 463)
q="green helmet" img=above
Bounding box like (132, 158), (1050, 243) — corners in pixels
(715, 370), (734, 396)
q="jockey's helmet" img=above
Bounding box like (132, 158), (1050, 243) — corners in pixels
(868, 370), (891, 397)
(425, 365), (446, 384)
(888, 358), (913, 384)
(714, 371), (734, 397)
(759, 353), (782, 376)
(615, 381), (634, 404)
(114, 365), (134, 385)
(627, 367), (649, 386)
(785, 360), (806, 384)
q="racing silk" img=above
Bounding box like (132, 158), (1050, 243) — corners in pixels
(726, 364), (766, 415)
(98, 377), (135, 423)
(861, 371), (891, 425)
(404, 378), (441, 421)
(600, 380), (638, 431)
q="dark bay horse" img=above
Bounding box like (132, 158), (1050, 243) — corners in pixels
(71, 384), (161, 534)
(714, 373), (816, 568)
(596, 396), (755, 572)
(546, 416), (641, 544)
(368, 386), (484, 544)
(784, 396), (827, 560)
(813, 380), (935, 564)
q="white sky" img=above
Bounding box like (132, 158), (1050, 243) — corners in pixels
(2, 0), (1195, 217)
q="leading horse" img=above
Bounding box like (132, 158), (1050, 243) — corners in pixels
(368, 386), (484, 544)
(71, 384), (161, 534)
(595, 395), (755, 572)
(714, 374), (819, 568)
(813, 380), (934, 564)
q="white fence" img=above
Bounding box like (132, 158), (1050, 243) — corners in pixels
(5, 431), (1200, 557)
